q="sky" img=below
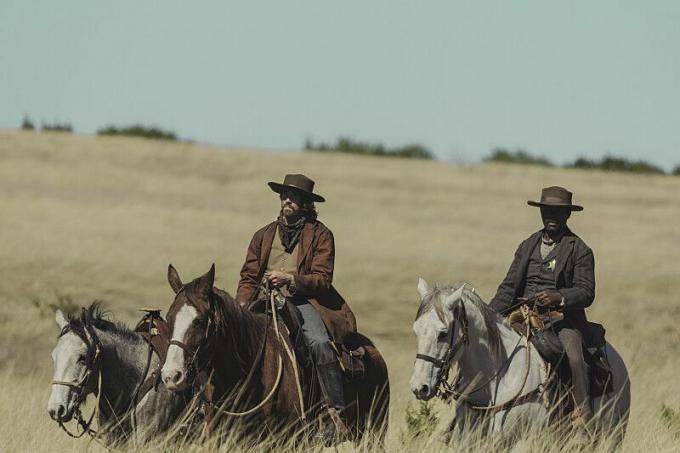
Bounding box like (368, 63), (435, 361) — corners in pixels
(1, 1), (679, 169)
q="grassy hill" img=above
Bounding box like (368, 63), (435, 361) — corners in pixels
(1, 130), (679, 451)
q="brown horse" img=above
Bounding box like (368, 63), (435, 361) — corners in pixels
(160, 264), (389, 444)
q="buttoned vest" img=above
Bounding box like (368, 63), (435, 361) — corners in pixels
(522, 240), (561, 297)
(266, 227), (299, 297)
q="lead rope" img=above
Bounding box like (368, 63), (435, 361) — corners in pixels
(269, 288), (306, 420)
(208, 289), (301, 419)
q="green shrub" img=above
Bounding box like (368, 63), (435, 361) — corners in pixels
(42, 121), (73, 133)
(568, 155), (665, 175)
(660, 404), (680, 438)
(97, 124), (177, 141)
(304, 137), (433, 160)
(672, 165), (680, 176)
(400, 401), (438, 442)
(484, 148), (554, 167)
(21, 115), (35, 130)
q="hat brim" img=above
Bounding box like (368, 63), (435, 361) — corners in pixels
(527, 201), (583, 211)
(268, 182), (325, 202)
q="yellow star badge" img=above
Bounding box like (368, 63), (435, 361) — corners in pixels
(548, 259), (556, 271)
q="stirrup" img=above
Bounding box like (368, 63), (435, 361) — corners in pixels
(570, 409), (594, 445)
(316, 407), (348, 445)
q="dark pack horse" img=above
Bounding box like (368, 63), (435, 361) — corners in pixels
(159, 264), (390, 444)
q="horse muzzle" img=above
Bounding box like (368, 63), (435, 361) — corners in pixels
(411, 382), (436, 401)
(161, 366), (189, 391)
(47, 401), (75, 422)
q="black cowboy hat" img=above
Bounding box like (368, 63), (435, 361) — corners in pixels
(527, 186), (583, 211)
(268, 174), (325, 203)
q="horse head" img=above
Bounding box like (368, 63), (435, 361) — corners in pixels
(48, 306), (102, 422)
(409, 278), (467, 401)
(161, 264), (216, 391)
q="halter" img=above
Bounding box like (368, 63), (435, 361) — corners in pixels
(51, 312), (102, 438)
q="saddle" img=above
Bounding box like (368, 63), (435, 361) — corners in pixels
(133, 309), (172, 398)
(508, 307), (613, 396)
(248, 296), (366, 380)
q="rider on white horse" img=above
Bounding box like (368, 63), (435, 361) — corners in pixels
(489, 186), (595, 438)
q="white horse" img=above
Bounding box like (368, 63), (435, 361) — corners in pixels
(47, 304), (189, 444)
(409, 279), (630, 443)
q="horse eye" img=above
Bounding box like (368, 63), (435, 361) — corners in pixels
(77, 355), (87, 363)
(437, 331), (448, 341)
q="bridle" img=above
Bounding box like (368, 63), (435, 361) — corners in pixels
(415, 300), (469, 396)
(167, 288), (216, 383)
(51, 314), (102, 438)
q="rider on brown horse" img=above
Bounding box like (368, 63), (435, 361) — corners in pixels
(489, 186), (595, 439)
(235, 174), (356, 441)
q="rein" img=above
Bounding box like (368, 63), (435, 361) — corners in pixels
(173, 283), (302, 424)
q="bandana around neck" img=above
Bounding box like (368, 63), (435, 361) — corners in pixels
(277, 215), (306, 253)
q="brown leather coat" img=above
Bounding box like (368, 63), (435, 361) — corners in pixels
(489, 229), (595, 332)
(236, 220), (357, 343)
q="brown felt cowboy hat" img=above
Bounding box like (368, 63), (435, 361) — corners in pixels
(268, 174), (326, 202)
(527, 186), (583, 211)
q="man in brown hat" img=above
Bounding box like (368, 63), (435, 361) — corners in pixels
(489, 186), (595, 437)
(236, 174), (356, 441)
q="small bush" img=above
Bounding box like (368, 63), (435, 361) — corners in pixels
(97, 124), (177, 141)
(672, 165), (680, 176)
(568, 155), (665, 175)
(484, 148), (554, 167)
(660, 404), (680, 438)
(42, 121), (73, 133)
(21, 115), (35, 130)
(31, 293), (80, 318)
(305, 137), (433, 160)
(400, 401), (438, 442)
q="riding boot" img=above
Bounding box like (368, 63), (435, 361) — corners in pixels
(316, 361), (348, 444)
(568, 349), (593, 446)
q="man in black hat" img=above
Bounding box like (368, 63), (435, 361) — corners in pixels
(236, 174), (356, 441)
(489, 186), (595, 436)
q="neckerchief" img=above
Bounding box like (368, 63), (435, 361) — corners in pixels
(277, 215), (306, 253)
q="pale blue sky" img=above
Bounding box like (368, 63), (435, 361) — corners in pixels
(2, 1), (679, 169)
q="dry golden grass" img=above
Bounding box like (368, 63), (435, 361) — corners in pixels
(1, 130), (679, 452)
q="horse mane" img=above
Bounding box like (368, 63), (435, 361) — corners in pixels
(59, 301), (140, 343)
(190, 285), (264, 375)
(417, 282), (503, 360)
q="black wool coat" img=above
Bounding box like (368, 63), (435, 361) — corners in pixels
(489, 229), (595, 332)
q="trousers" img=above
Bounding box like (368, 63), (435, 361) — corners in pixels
(296, 302), (345, 409)
(558, 327), (592, 417)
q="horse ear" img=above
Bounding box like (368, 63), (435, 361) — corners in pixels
(417, 277), (430, 299)
(195, 263), (215, 298)
(55, 309), (68, 329)
(443, 285), (466, 309)
(168, 264), (183, 294)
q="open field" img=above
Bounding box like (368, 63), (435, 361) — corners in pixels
(1, 130), (679, 452)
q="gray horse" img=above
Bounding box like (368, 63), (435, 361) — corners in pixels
(410, 279), (630, 445)
(47, 303), (189, 444)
